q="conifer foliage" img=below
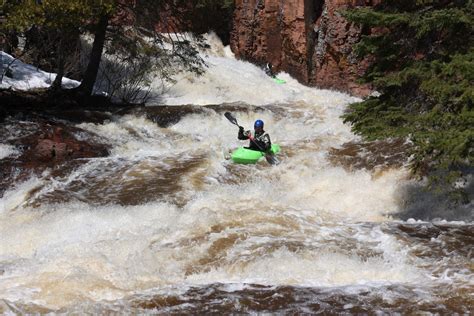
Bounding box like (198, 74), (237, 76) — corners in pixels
(1, 0), (115, 91)
(0, 0), (209, 102)
(343, 0), (473, 184)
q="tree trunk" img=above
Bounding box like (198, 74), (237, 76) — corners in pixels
(51, 37), (65, 90)
(79, 13), (109, 97)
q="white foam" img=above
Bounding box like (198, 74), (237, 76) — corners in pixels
(0, 177), (44, 214)
(153, 34), (359, 106)
(186, 247), (426, 287)
(0, 201), (185, 305)
(0, 144), (19, 159)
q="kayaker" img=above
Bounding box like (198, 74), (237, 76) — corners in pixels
(264, 63), (275, 78)
(238, 119), (272, 152)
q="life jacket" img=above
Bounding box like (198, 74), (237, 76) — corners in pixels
(249, 131), (271, 151)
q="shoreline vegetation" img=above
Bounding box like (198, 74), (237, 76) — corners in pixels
(1, 0), (234, 104)
(342, 1), (473, 200)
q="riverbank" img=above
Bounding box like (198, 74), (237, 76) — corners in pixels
(0, 88), (124, 198)
(0, 88), (245, 198)
(0, 88), (117, 117)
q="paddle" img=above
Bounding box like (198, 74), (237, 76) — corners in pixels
(224, 112), (279, 165)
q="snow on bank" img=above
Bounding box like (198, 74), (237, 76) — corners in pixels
(0, 51), (80, 91)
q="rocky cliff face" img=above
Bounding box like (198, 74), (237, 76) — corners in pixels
(230, 0), (381, 96)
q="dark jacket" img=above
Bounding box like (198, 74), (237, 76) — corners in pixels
(264, 63), (275, 78)
(238, 127), (271, 152)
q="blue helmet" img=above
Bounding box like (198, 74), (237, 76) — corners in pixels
(254, 119), (264, 129)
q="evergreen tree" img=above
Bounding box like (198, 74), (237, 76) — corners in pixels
(343, 0), (473, 193)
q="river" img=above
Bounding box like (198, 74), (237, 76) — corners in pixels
(0, 34), (472, 314)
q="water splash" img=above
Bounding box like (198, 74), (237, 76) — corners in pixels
(0, 34), (471, 313)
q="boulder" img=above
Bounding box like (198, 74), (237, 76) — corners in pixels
(0, 119), (109, 197)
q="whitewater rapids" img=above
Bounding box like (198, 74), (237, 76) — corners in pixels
(0, 34), (472, 313)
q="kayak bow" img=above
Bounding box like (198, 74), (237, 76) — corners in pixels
(231, 144), (281, 164)
(272, 77), (286, 84)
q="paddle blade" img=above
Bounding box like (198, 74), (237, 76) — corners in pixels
(224, 112), (238, 126)
(265, 154), (280, 165)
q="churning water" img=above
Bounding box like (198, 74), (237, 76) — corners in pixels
(0, 34), (472, 314)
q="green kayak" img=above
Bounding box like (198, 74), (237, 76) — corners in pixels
(231, 144), (281, 164)
(272, 77), (286, 84)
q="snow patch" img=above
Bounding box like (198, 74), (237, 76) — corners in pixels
(0, 51), (80, 91)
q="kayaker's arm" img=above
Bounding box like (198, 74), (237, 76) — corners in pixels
(238, 126), (250, 140)
(262, 134), (271, 151)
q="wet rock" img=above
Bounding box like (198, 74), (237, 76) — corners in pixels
(139, 103), (267, 128)
(230, 0), (381, 97)
(0, 118), (109, 197)
(141, 105), (205, 128)
(16, 123), (108, 163)
(0, 108), (6, 123)
(328, 138), (412, 173)
(0, 88), (123, 114)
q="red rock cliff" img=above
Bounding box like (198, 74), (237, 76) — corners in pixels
(230, 0), (381, 96)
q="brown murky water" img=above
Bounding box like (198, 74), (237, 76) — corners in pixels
(1, 104), (472, 314)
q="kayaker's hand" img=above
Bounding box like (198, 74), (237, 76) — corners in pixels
(244, 130), (251, 137)
(239, 126), (244, 132)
